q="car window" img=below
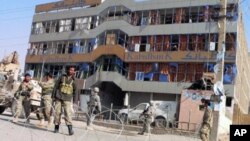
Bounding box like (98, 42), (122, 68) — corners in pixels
(135, 104), (146, 110)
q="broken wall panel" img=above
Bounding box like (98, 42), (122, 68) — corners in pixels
(204, 6), (210, 22)
(169, 63), (178, 82)
(180, 35), (188, 51)
(181, 8), (189, 23)
(189, 35), (198, 51)
(226, 33), (236, 51)
(128, 63), (136, 80)
(148, 36), (154, 51)
(195, 63), (204, 81)
(177, 64), (186, 82)
(186, 63), (195, 82)
(155, 35), (164, 51)
(197, 34), (205, 51)
(159, 63), (169, 82)
(163, 35), (171, 51)
(175, 8), (182, 23)
(150, 10), (159, 25)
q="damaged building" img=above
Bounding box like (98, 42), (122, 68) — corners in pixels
(25, 0), (250, 123)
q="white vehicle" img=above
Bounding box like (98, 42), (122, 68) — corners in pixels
(118, 101), (177, 127)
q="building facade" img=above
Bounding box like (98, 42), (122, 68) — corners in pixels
(25, 0), (249, 117)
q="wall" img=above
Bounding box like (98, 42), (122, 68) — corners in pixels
(178, 90), (214, 131)
(233, 104), (250, 124)
(234, 13), (250, 114)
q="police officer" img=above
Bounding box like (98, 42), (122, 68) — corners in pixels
(37, 72), (54, 126)
(200, 99), (213, 141)
(52, 67), (76, 135)
(86, 87), (101, 128)
(138, 101), (155, 135)
(13, 73), (33, 123)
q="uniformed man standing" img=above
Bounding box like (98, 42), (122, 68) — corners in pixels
(13, 73), (33, 123)
(200, 99), (213, 141)
(52, 67), (77, 135)
(138, 101), (155, 135)
(86, 87), (101, 128)
(37, 72), (54, 126)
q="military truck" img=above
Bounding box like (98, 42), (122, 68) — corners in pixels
(0, 51), (21, 114)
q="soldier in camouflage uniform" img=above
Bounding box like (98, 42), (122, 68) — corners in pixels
(52, 67), (76, 135)
(13, 73), (33, 123)
(138, 101), (155, 135)
(200, 99), (213, 141)
(86, 87), (101, 128)
(37, 72), (54, 126)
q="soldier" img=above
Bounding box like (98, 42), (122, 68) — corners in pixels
(13, 73), (33, 123)
(52, 67), (77, 135)
(200, 99), (213, 141)
(37, 72), (54, 127)
(138, 101), (155, 135)
(86, 87), (101, 129)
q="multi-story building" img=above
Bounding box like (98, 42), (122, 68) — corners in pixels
(25, 0), (249, 120)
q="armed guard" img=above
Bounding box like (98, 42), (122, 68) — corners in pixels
(52, 67), (76, 135)
(86, 87), (101, 128)
(37, 72), (54, 126)
(200, 99), (213, 141)
(13, 73), (33, 123)
(138, 101), (155, 135)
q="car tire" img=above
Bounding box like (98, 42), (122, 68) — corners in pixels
(0, 106), (6, 114)
(120, 113), (128, 124)
(154, 117), (167, 128)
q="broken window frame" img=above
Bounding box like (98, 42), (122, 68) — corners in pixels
(170, 35), (180, 51)
(189, 6), (199, 23)
(75, 17), (90, 30)
(59, 19), (72, 32)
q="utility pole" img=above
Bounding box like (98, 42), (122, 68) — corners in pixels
(210, 0), (227, 141)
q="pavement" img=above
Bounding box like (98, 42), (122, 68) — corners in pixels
(0, 111), (201, 141)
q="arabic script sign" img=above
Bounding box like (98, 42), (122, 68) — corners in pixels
(125, 51), (235, 62)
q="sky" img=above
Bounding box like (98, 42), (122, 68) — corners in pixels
(0, 0), (57, 72)
(0, 0), (250, 72)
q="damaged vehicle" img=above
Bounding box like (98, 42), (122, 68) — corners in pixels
(118, 101), (177, 128)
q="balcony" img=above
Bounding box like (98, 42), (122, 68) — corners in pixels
(83, 71), (234, 96)
(26, 45), (236, 63)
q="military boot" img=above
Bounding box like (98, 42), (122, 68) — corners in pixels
(68, 125), (74, 135)
(54, 125), (59, 133)
(47, 117), (53, 127)
(138, 132), (144, 135)
(37, 119), (45, 126)
(12, 117), (18, 123)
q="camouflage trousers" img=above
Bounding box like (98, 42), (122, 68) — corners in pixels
(54, 99), (73, 125)
(14, 96), (30, 118)
(86, 106), (99, 126)
(200, 124), (210, 141)
(141, 118), (152, 133)
(38, 95), (52, 121)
